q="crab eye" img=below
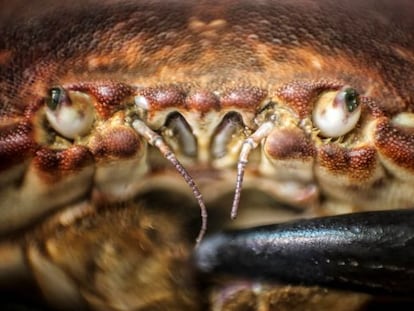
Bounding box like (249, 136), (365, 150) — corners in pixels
(45, 87), (95, 139)
(46, 87), (64, 110)
(343, 88), (359, 112)
(312, 87), (361, 138)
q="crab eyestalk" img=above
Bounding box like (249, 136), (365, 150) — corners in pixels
(44, 86), (95, 139)
(132, 119), (207, 245)
(312, 87), (361, 138)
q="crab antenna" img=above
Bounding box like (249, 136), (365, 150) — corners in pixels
(231, 120), (276, 220)
(132, 119), (207, 245)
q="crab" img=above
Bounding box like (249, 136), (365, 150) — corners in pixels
(0, 0), (413, 310)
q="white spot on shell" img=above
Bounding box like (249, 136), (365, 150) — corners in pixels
(310, 57), (322, 70)
(392, 112), (414, 129)
(188, 18), (227, 39)
(134, 95), (149, 110)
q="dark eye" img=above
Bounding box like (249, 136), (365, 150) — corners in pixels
(343, 88), (359, 113)
(46, 87), (64, 110)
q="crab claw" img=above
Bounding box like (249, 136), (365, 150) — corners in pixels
(194, 210), (414, 296)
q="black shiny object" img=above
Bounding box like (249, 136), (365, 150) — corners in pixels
(195, 210), (414, 295)
(343, 87), (359, 112)
(46, 87), (63, 110)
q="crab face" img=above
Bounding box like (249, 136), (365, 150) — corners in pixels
(0, 0), (413, 310)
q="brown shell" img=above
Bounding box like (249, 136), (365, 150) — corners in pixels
(0, 0), (413, 310)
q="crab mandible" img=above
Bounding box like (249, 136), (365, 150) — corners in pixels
(0, 0), (413, 310)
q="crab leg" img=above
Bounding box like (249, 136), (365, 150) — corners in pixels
(195, 209), (414, 296)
